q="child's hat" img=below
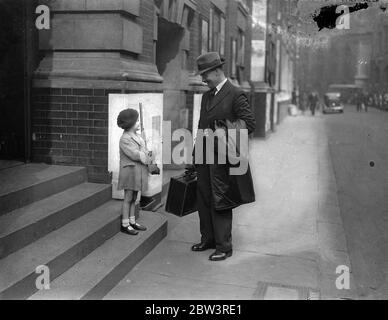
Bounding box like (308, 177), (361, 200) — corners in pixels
(117, 108), (139, 130)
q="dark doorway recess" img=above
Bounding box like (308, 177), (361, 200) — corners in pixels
(0, 0), (37, 161)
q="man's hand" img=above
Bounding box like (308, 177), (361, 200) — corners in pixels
(185, 164), (196, 174)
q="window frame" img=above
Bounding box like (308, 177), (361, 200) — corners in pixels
(200, 18), (209, 55)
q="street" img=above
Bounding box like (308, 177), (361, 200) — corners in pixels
(323, 105), (388, 299)
(104, 105), (387, 300)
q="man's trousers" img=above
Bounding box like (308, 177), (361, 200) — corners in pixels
(196, 164), (233, 253)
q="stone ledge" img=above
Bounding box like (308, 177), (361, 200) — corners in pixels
(34, 52), (163, 85)
(41, 0), (140, 16)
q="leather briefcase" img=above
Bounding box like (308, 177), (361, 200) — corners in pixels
(165, 171), (197, 217)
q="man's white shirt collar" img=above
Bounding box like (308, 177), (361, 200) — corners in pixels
(214, 78), (228, 95)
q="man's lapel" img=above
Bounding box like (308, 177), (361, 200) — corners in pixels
(207, 80), (232, 112)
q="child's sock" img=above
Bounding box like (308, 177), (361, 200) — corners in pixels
(122, 219), (130, 227)
(129, 216), (136, 225)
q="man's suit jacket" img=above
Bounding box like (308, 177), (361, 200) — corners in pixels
(197, 80), (256, 134)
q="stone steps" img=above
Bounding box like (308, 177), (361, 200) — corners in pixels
(0, 164), (168, 300)
(0, 164), (87, 216)
(0, 182), (111, 259)
(0, 201), (121, 299)
(29, 211), (167, 300)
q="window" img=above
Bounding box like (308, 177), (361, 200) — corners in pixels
(209, 8), (213, 51)
(237, 29), (245, 66)
(180, 5), (193, 70)
(201, 19), (209, 54)
(212, 10), (220, 52)
(220, 17), (225, 56)
(385, 26), (388, 52)
(379, 32), (383, 53)
(209, 7), (225, 56)
(231, 38), (237, 78)
(153, 8), (158, 64)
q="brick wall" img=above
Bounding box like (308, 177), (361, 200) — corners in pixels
(32, 88), (114, 182)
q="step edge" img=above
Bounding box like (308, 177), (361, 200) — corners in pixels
(0, 183), (111, 238)
(0, 166), (87, 198)
(0, 186), (112, 259)
(0, 168), (88, 216)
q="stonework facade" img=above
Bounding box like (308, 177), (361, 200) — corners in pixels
(30, 0), (254, 183)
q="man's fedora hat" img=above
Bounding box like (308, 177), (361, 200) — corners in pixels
(196, 52), (226, 75)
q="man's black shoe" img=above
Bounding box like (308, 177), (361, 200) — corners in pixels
(209, 250), (233, 261)
(191, 242), (216, 252)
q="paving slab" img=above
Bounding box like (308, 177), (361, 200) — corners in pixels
(105, 269), (256, 300)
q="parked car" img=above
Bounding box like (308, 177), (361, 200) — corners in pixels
(323, 92), (344, 114)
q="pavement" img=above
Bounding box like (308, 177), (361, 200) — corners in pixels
(103, 105), (387, 300)
(0, 160), (24, 171)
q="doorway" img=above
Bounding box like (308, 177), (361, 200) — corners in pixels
(0, 0), (35, 162)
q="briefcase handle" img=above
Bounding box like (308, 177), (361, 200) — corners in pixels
(183, 171), (196, 181)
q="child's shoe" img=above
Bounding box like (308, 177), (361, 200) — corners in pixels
(130, 222), (147, 231)
(121, 225), (139, 235)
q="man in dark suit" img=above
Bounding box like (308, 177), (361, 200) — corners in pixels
(189, 52), (256, 261)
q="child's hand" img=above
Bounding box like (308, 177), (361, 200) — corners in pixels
(140, 152), (152, 165)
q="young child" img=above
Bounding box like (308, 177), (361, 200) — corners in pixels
(117, 108), (151, 235)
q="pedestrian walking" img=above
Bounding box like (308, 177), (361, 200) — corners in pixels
(308, 91), (319, 116)
(355, 91), (363, 112)
(300, 92), (308, 115)
(384, 92), (388, 110)
(117, 108), (151, 235)
(188, 52), (256, 261)
(365, 92), (369, 112)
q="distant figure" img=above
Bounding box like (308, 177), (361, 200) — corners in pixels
(384, 92), (388, 109)
(300, 92), (308, 114)
(308, 92), (319, 116)
(292, 89), (297, 105)
(355, 91), (363, 112)
(365, 92), (369, 112)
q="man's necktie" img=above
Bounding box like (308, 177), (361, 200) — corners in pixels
(207, 88), (217, 111)
(210, 87), (217, 99)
